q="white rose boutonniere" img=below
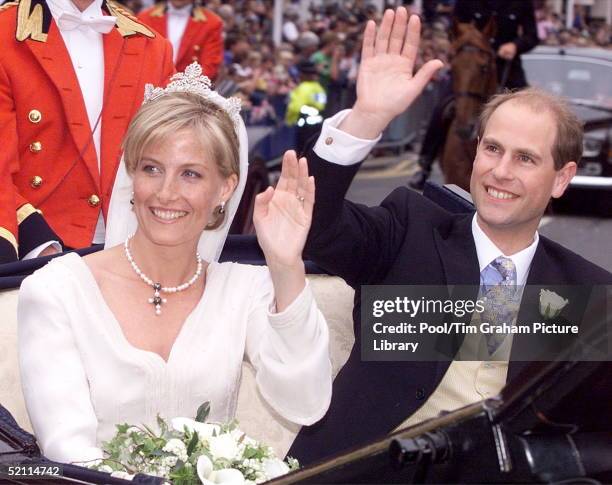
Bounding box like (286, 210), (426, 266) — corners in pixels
(539, 289), (569, 319)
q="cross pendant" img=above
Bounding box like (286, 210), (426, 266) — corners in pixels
(148, 283), (167, 316)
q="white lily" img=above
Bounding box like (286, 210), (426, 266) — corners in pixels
(209, 469), (246, 484)
(262, 458), (290, 479)
(197, 455), (245, 485)
(539, 289), (569, 319)
(209, 433), (239, 460)
(197, 455), (214, 482)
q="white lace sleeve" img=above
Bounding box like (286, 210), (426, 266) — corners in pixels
(245, 269), (332, 425)
(18, 268), (103, 464)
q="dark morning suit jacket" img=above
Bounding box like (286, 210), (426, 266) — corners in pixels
(288, 150), (612, 465)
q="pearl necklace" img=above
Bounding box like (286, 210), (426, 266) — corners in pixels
(124, 235), (203, 315)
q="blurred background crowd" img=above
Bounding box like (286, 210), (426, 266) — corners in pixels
(112, 0), (611, 129)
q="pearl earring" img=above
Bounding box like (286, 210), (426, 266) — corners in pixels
(218, 201), (225, 214)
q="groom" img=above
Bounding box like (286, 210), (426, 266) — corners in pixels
(286, 8), (612, 464)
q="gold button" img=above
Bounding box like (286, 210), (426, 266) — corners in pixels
(28, 109), (42, 123)
(29, 141), (42, 153)
(325, 136), (333, 145)
(31, 175), (43, 188)
(88, 194), (100, 207)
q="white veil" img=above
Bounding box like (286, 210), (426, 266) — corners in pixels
(104, 66), (249, 263)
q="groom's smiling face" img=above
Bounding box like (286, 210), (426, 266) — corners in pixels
(132, 129), (234, 248)
(470, 100), (575, 244)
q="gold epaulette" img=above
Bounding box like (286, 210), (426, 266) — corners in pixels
(16, 0), (47, 42)
(0, 1), (19, 13)
(107, 0), (154, 38)
(192, 5), (207, 22)
(149, 2), (165, 18)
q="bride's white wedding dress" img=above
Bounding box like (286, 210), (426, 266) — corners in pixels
(18, 253), (331, 464)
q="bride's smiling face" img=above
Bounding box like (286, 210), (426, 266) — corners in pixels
(132, 129), (237, 248)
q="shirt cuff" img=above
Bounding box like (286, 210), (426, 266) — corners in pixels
(23, 241), (62, 260)
(313, 109), (382, 166)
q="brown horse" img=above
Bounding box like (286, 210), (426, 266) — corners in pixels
(440, 20), (498, 191)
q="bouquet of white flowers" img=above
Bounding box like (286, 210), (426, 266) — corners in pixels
(91, 403), (299, 484)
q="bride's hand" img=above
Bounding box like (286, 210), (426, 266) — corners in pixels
(253, 150), (314, 269)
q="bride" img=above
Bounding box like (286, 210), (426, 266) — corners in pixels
(17, 65), (332, 464)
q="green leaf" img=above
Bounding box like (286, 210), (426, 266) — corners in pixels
(186, 431), (199, 456)
(243, 447), (257, 459)
(195, 402), (211, 423)
(169, 462), (198, 485)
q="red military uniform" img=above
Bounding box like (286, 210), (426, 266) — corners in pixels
(0, 0), (175, 263)
(138, 2), (223, 79)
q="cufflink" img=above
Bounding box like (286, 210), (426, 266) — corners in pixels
(325, 136), (333, 145)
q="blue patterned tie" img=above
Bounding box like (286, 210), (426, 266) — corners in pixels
(480, 257), (518, 355)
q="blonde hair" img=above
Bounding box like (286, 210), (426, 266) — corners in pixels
(123, 92), (240, 229)
(478, 88), (583, 170)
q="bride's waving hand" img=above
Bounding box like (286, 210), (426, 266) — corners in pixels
(253, 151), (315, 311)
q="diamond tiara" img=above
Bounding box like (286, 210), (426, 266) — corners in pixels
(143, 62), (242, 129)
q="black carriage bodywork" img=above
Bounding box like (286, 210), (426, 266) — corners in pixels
(523, 46), (612, 216)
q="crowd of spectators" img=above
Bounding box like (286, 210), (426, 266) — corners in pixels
(205, 0), (455, 128)
(535, 3), (611, 48)
(211, 0), (377, 127)
(114, 0), (610, 128)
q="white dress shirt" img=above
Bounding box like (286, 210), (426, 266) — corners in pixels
(471, 214), (538, 286)
(166, 2), (191, 64)
(48, 0), (106, 244)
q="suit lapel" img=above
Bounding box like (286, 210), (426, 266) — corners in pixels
(176, 16), (197, 65)
(433, 215), (480, 286)
(512, 243), (559, 376)
(100, 29), (147, 199)
(25, 21), (100, 187)
(508, 241), (583, 381)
